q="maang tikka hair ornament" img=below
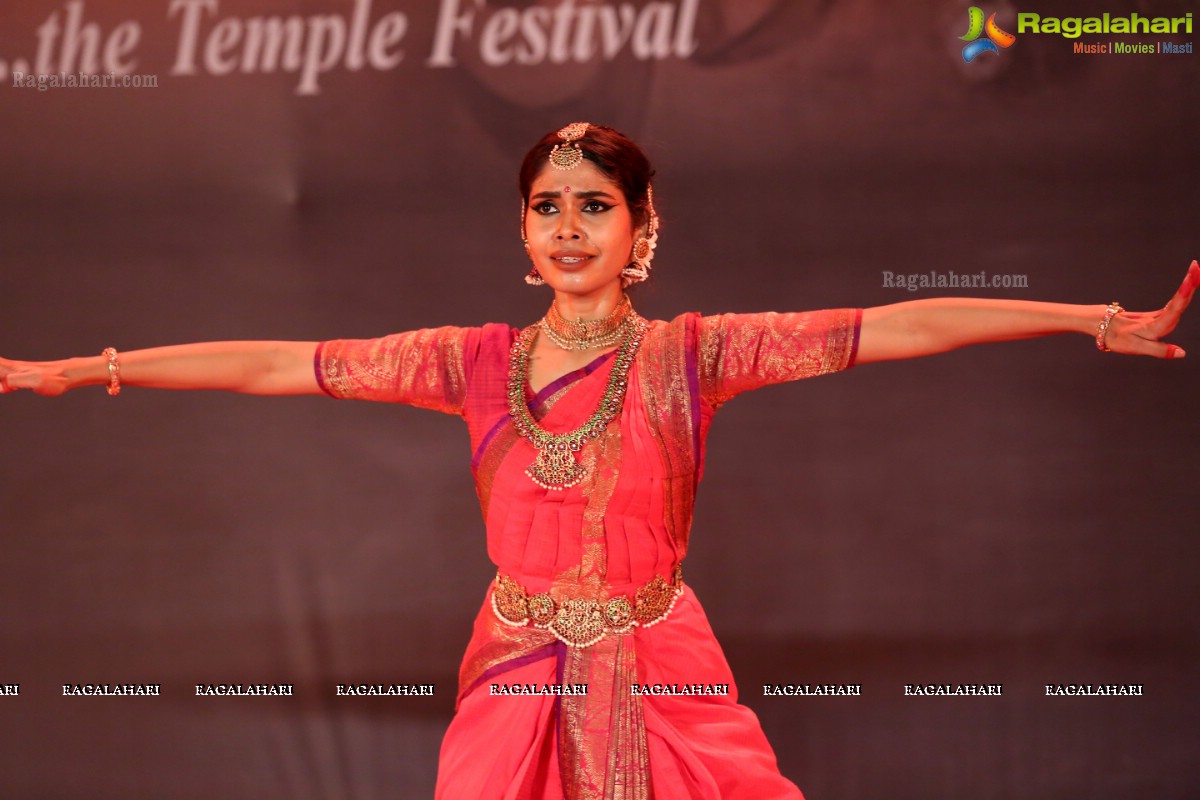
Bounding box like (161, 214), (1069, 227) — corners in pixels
(549, 122), (589, 170)
(622, 184), (659, 286)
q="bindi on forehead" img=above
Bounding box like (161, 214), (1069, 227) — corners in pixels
(531, 160), (622, 194)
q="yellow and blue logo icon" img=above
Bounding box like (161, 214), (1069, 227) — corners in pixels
(961, 7), (1016, 61)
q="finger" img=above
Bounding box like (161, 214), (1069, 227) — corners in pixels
(3, 370), (41, 391)
(0, 358), (30, 382)
(1141, 262), (1200, 339)
(1161, 260), (1200, 320)
(1117, 335), (1186, 359)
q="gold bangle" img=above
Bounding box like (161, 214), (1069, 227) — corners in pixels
(1095, 302), (1123, 352)
(102, 347), (121, 396)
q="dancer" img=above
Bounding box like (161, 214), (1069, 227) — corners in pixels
(1, 123), (1195, 799)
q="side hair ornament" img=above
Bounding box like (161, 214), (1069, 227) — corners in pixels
(622, 184), (658, 287)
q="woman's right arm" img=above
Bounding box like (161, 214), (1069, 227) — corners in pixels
(0, 341), (322, 397)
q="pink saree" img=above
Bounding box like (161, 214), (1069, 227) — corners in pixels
(316, 309), (861, 799)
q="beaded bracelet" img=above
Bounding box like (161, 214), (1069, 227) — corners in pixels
(1094, 303), (1123, 352)
(102, 347), (121, 396)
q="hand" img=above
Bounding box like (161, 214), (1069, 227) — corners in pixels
(0, 358), (73, 396)
(1104, 260), (1199, 358)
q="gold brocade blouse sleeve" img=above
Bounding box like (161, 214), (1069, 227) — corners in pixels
(697, 309), (861, 408)
(314, 326), (474, 415)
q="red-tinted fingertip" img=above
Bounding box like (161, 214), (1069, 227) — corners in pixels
(1166, 345), (1186, 359)
(1186, 262), (1200, 290)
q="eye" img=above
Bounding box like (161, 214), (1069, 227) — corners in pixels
(533, 201), (558, 215)
(583, 200), (612, 213)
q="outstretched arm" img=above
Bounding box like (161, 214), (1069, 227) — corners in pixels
(0, 341), (321, 397)
(857, 261), (1199, 364)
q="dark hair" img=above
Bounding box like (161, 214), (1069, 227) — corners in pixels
(519, 124), (656, 228)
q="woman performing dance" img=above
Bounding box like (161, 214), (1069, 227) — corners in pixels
(1, 123), (1195, 799)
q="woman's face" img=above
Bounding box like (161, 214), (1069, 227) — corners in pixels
(524, 160), (637, 301)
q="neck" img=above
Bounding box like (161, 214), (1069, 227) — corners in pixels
(552, 284), (626, 322)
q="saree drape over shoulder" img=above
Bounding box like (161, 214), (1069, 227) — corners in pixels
(316, 309), (861, 800)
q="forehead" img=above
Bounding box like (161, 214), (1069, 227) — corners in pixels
(529, 160), (625, 198)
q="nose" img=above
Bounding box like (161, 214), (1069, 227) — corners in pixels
(554, 207), (582, 240)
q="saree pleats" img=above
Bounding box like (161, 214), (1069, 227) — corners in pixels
(559, 636), (651, 800)
(440, 588), (803, 799)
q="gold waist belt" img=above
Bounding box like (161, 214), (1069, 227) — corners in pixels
(491, 565), (684, 649)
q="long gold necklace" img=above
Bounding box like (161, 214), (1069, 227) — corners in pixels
(539, 294), (633, 351)
(507, 310), (647, 490)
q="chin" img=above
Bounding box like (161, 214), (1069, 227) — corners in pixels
(547, 269), (623, 291)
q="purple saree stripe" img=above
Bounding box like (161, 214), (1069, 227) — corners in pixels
(313, 341), (336, 398)
(471, 415), (510, 470)
(472, 348), (617, 468)
(685, 316), (702, 480)
(849, 308), (864, 367)
(464, 642), (559, 697)
(467, 325), (518, 469)
(554, 642), (566, 743)
(530, 349), (616, 408)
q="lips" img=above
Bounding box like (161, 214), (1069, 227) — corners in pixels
(551, 250), (595, 266)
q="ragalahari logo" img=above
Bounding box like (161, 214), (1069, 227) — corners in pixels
(961, 7), (1016, 62)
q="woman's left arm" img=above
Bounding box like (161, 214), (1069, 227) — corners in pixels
(857, 261), (1199, 364)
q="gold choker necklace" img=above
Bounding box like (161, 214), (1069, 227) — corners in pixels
(539, 295), (633, 351)
(508, 311), (647, 490)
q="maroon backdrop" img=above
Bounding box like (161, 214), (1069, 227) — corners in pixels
(1, 1), (1197, 798)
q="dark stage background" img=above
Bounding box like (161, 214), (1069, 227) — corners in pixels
(1, 1), (1198, 798)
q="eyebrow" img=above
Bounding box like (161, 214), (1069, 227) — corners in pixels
(530, 189), (619, 201)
